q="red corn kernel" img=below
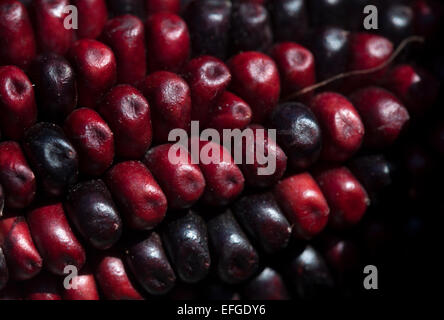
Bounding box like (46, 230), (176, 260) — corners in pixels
(139, 71), (191, 143)
(183, 55), (231, 126)
(105, 161), (167, 230)
(27, 203), (86, 276)
(0, 66), (37, 140)
(31, 0), (74, 55)
(270, 42), (316, 101)
(228, 51), (280, 124)
(349, 86), (410, 148)
(145, 12), (190, 73)
(346, 33), (394, 89)
(0, 215), (42, 281)
(72, 0), (108, 39)
(95, 254), (143, 300)
(192, 139), (245, 206)
(274, 173), (330, 239)
(64, 108), (115, 176)
(144, 144), (205, 209)
(62, 270), (100, 300)
(314, 166), (369, 229)
(98, 85), (152, 159)
(0, 142), (36, 209)
(101, 14), (147, 85)
(0, 0), (36, 69)
(309, 92), (364, 162)
(207, 91), (252, 134)
(68, 39), (117, 109)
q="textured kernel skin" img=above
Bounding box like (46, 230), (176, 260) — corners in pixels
(145, 13), (190, 73)
(95, 254), (143, 300)
(162, 211), (211, 283)
(193, 139), (245, 206)
(27, 203), (86, 276)
(183, 56), (231, 126)
(68, 39), (117, 109)
(270, 42), (316, 100)
(309, 92), (364, 162)
(139, 71), (191, 143)
(0, 215), (42, 281)
(232, 193), (291, 254)
(228, 51), (280, 124)
(0, 142), (36, 209)
(65, 180), (122, 250)
(315, 167), (369, 229)
(346, 33), (394, 90)
(0, 0), (431, 300)
(64, 108), (115, 176)
(101, 14), (147, 85)
(269, 102), (322, 170)
(144, 144), (205, 209)
(0, 0), (36, 69)
(23, 123), (79, 197)
(105, 161), (167, 230)
(207, 91), (252, 134)
(0, 66), (37, 141)
(126, 232), (176, 295)
(349, 87), (410, 148)
(28, 53), (77, 123)
(98, 85), (152, 159)
(274, 173), (330, 240)
(31, 0), (74, 55)
(208, 210), (259, 284)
